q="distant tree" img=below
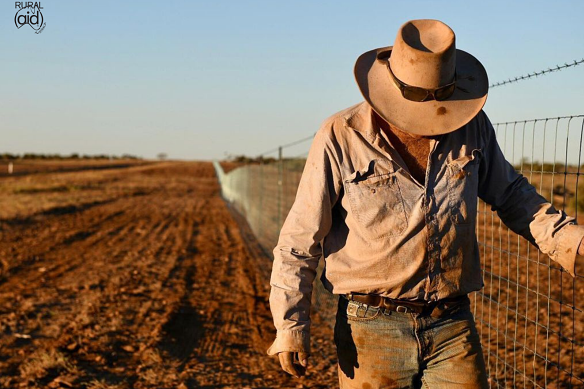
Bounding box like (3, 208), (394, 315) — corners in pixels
(257, 156), (277, 164)
(0, 152), (142, 160)
(157, 153), (168, 161)
(0, 153), (17, 160)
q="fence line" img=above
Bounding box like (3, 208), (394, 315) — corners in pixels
(215, 115), (584, 388)
(489, 58), (584, 88)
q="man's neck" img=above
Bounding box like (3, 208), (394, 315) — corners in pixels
(373, 111), (433, 186)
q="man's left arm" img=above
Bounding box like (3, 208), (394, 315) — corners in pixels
(476, 111), (584, 276)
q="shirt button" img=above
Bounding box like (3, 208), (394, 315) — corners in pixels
(370, 188), (376, 194)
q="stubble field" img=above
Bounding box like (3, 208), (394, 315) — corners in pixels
(0, 161), (337, 389)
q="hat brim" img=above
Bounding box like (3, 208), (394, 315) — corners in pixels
(354, 46), (489, 136)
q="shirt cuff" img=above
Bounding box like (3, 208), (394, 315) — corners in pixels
(553, 224), (584, 277)
(266, 330), (310, 356)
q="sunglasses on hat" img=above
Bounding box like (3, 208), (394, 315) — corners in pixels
(377, 50), (457, 102)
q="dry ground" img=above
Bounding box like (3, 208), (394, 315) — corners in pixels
(0, 161), (337, 389)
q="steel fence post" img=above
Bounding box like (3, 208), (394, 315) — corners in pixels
(277, 146), (283, 230)
(258, 159), (263, 240)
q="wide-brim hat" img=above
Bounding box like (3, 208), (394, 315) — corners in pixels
(354, 19), (489, 136)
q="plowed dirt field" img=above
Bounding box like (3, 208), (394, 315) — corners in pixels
(0, 162), (337, 388)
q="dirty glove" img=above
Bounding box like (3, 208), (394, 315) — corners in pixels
(278, 351), (309, 378)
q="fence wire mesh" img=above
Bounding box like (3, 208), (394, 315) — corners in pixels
(214, 114), (584, 388)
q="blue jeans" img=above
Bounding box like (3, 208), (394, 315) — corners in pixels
(334, 296), (488, 389)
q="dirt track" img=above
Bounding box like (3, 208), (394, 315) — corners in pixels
(0, 162), (337, 388)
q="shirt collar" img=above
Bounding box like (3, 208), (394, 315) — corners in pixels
(343, 101), (379, 143)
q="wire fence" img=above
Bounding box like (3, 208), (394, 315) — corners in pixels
(489, 58), (584, 88)
(214, 114), (584, 388)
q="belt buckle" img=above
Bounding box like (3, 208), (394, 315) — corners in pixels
(395, 305), (409, 313)
(347, 301), (360, 317)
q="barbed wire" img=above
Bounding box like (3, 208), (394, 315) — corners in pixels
(256, 133), (315, 157)
(489, 58), (584, 88)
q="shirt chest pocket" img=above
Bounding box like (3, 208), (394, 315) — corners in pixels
(344, 160), (408, 239)
(447, 149), (482, 225)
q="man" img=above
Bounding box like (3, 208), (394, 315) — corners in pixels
(267, 19), (584, 388)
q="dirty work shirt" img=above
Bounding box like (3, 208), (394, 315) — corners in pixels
(267, 101), (584, 355)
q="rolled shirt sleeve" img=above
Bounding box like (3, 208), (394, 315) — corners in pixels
(267, 125), (342, 355)
(477, 112), (584, 276)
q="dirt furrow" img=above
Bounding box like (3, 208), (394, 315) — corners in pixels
(0, 161), (339, 389)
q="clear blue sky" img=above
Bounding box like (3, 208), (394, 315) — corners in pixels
(2, 1), (583, 160)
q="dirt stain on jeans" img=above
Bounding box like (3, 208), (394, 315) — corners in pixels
(380, 375), (398, 388)
(359, 376), (398, 388)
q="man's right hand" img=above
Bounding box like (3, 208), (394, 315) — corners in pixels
(278, 351), (309, 378)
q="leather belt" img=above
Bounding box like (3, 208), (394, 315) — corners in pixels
(344, 293), (470, 317)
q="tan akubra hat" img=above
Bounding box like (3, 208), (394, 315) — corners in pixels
(354, 19), (489, 136)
